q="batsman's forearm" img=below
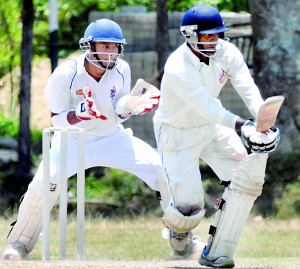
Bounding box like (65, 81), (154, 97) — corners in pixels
(235, 117), (246, 131)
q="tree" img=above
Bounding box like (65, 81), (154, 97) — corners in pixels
(155, 0), (169, 87)
(249, 0), (300, 153)
(19, 0), (34, 177)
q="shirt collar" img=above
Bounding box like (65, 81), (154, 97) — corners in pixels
(77, 54), (87, 75)
(183, 43), (206, 69)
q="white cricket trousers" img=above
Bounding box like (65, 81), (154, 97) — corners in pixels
(154, 121), (247, 209)
(6, 126), (162, 252)
(36, 125), (162, 191)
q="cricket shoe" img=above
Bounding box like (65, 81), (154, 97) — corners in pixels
(169, 230), (205, 259)
(198, 246), (235, 268)
(3, 241), (29, 260)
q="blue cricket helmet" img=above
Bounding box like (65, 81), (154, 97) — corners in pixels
(82, 19), (127, 44)
(79, 19), (126, 71)
(181, 5), (229, 34)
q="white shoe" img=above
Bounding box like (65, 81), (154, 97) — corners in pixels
(169, 230), (205, 259)
(3, 241), (29, 260)
(170, 230), (190, 256)
(199, 255), (235, 268)
(199, 246), (235, 268)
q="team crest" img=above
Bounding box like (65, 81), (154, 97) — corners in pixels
(110, 86), (116, 100)
(219, 70), (226, 83)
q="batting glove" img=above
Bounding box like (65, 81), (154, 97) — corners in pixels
(241, 119), (280, 153)
(124, 79), (160, 115)
(75, 84), (107, 121)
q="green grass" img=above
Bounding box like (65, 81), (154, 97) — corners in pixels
(1, 215), (300, 261)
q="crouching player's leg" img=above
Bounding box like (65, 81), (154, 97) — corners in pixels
(3, 173), (60, 260)
(199, 153), (268, 268)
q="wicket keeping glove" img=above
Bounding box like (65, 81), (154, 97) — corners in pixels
(75, 84), (107, 121)
(124, 79), (160, 115)
(241, 118), (280, 153)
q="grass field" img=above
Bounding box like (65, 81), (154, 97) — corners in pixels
(0, 215), (299, 268)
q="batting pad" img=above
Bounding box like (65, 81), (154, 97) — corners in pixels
(206, 153), (268, 261)
(7, 181), (60, 252)
(163, 205), (205, 233)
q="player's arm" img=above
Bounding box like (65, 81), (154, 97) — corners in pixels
(225, 44), (264, 119)
(51, 111), (80, 125)
(51, 84), (107, 127)
(234, 117), (246, 130)
(74, 84), (107, 121)
(46, 61), (106, 127)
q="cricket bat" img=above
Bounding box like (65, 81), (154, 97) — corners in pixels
(256, 95), (285, 132)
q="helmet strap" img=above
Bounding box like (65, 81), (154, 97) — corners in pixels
(187, 43), (210, 64)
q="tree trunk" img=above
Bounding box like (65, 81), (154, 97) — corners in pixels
(156, 0), (169, 87)
(19, 0), (34, 176)
(249, 0), (300, 152)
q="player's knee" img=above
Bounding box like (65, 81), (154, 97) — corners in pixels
(232, 153), (268, 197)
(29, 174), (60, 194)
(163, 204), (205, 233)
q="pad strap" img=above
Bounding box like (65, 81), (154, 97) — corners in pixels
(203, 153), (268, 261)
(7, 181), (60, 252)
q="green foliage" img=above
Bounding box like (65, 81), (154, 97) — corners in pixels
(68, 167), (158, 217)
(0, 112), (42, 143)
(275, 182), (300, 219)
(0, 112), (19, 139)
(98, 168), (153, 202)
(0, 0), (249, 78)
(256, 153), (300, 217)
(0, 1), (22, 78)
(216, 0), (249, 12)
(167, 0), (249, 12)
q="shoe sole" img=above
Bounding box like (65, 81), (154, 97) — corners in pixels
(199, 256), (235, 268)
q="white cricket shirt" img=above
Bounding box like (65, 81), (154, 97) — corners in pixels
(154, 40), (264, 129)
(45, 54), (131, 136)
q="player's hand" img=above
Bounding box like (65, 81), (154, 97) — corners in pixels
(125, 79), (160, 115)
(241, 119), (280, 153)
(75, 84), (107, 121)
(248, 127), (280, 152)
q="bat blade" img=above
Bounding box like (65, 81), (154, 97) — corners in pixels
(256, 95), (285, 132)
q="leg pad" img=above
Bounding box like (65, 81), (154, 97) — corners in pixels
(204, 153), (268, 261)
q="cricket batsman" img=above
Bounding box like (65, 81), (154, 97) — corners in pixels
(153, 5), (281, 268)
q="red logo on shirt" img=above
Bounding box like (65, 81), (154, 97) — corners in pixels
(219, 71), (225, 83)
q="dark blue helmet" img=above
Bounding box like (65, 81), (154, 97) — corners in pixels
(181, 5), (229, 34)
(180, 6), (229, 57)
